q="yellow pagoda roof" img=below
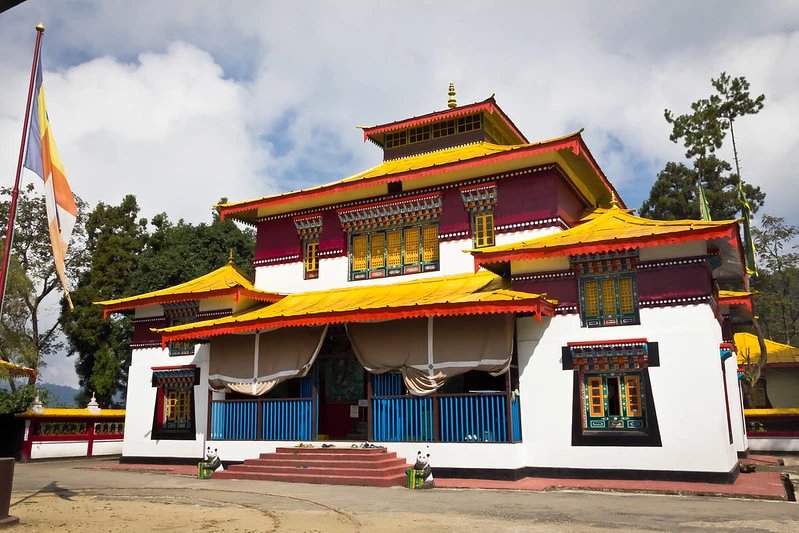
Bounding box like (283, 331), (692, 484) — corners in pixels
(735, 332), (799, 366)
(472, 207), (743, 275)
(156, 271), (557, 343)
(218, 131), (622, 222)
(0, 359), (36, 379)
(94, 261), (282, 317)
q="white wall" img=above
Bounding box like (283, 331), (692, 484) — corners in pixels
(122, 344), (211, 460)
(763, 368), (799, 408)
(516, 304), (738, 474)
(725, 354), (748, 454)
(30, 441), (90, 460)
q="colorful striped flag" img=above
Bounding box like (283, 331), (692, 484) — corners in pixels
(23, 46), (76, 309)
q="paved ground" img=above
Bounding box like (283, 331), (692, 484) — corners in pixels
(7, 457), (799, 532)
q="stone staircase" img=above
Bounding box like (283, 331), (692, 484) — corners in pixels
(213, 446), (410, 487)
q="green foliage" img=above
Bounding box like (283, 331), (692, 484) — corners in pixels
(639, 156), (764, 220)
(61, 195), (147, 408)
(61, 195), (255, 407)
(712, 72), (765, 128)
(751, 216), (799, 345)
(0, 384), (52, 415)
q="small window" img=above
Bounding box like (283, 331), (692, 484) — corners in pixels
(352, 235), (368, 271)
(387, 230), (402, 267)
(473, 213), (495, 248)
(370, 233), (385, 268)
(151, 367), (199, 440)
(404, 227), (420, 263)
(582, 373), (646, 430)
(422, 225), (439, 262)
(304, 241), (319, 279)
(573, 255), (639, 328)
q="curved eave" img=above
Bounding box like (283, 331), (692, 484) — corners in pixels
(99, 287), (283, 318)
(0, 360), (36, 379)
(474, 225), (741, 270)
(219, 133), (616, 222)
(157, 299), (555, 346)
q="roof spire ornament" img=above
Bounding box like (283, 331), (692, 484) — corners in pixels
(610, 191), (619, 209)
(447, 83), (457, 109)
(228, 249), (234, 263)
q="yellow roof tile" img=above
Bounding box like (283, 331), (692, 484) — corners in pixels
(156, 271), (556, 342)
(218, 132), (623, 222)
(472, 207), (741, 262)
(0, 359), (35, 379)
(735, 332), (799, 366)
(94, 261), (282, 316)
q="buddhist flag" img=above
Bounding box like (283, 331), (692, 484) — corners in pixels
(738, 183), (757, 277)
(23, 46), (76, 309)
(698, 182), (711, 221)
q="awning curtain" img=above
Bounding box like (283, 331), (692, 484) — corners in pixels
(209, 325), (328, 396)
(347, 313), (514, 396)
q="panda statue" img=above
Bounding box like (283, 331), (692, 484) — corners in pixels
(205, 447), (223, 471)
(413, 450), (435, 489)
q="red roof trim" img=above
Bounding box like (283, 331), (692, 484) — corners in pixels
(474, 225), (739, 267)
(718, 295), (753, 312)
(158, 299), (554, 346)
(220, 136), (588, 220)
(362, 99), (528, 145)
(101, 288), (282, 318)
(151, 364), (197, 371)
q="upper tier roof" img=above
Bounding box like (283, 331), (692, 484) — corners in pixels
(94, 261), (282, 317)
(471, 206), (745, 279)
(0, 359), (36, 379)
(218, 131), (623, 223)
(155, 270), (556, 343)
(359, 95), (528, 147)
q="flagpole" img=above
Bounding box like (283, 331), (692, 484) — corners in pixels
(0, 23), (45, 318)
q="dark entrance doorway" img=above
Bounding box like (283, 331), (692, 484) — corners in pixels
(315, 325), (368, 440)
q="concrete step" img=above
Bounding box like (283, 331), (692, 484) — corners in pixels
(243, 456), (406, 469)
(213, 469), (408, 487)
(226, 463), (410, 478)
(273, 446), (389, 455)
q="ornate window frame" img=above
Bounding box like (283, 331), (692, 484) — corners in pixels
(570, 250), (640, 327)
(339, 194), (442, 281)
(461, 183), (497, 249)
(164, 301), (199, 356)
(562, 340), (661, 447)
(294, 215), (323, 280)
(151, 365), (201, 440)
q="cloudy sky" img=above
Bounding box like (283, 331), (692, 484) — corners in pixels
(1, 1), (798, 388)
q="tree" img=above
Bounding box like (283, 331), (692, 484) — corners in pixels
(129, 199), (255, 295)
(751, 216), (799, 346)
(0, 183), (89, 391)
(640, 156), (764, 220)
(60, 195), (148, 407)
(641, 73), (766, 221)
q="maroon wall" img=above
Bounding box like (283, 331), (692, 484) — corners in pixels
(495, 170), (560, 228)
(513, 274), (578, 306)
(637, 260), (713, 300)
(255, 217), (301, 262)
(556, 178), (587, 225)
(133, 317), (169, 346)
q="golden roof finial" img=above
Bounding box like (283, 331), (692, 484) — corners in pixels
(610, 191), (619, 208)
(36, 23), (45, 33)
(228, 249), (234, 263)
(447, 83), (456, 109)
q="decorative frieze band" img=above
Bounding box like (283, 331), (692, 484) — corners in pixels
(637, 256), (706, 270)
(293, 215), (323, 241)
(460, 183), (497, 213)
(337, 194), (442, 233)
(254, 254), (301, 266)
